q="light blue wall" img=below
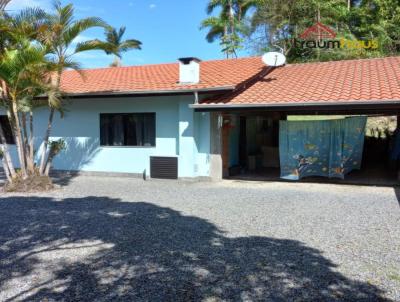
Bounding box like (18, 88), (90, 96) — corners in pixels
(178, 98), (195, 177)
(194, 111), (211, 176)
(1, 95), (211, 178)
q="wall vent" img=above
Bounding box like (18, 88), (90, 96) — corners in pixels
(150, 156), (178, 179)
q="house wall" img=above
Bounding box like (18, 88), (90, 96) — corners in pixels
(1, 95), (211, 178)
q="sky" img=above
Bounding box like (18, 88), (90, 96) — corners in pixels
(6, 0), (251, 68)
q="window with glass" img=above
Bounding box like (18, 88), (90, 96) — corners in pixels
(100, 113), (156, 147)
(0, 115), (15, 144)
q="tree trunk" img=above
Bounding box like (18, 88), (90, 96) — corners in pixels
(223, 25), (229, 58)
(0, 123), (16, 178)
(39, 68), (62, 176)
(21, 113), (30, 164)
(44, 149), (55, 176)
(29, 111), (34, 172)
(22, 112), (34, 173)
(1, 153), (12, 182)
(229, 0), (235, 58)
(11, 101), (28, 178)
(39, 107), (55, 175)
(0, 81), (16, 179)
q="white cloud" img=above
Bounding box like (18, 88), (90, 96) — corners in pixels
(6, 0), (52, 12)
(149, 3), (156, 9)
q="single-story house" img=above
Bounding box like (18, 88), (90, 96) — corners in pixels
(1, 56), (400, 181)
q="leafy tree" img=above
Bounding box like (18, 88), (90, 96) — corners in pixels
(0, 7), (51, 180)
(246, 0), (399, 63)
(81, 26), (142, 67)
(0, 2), (143, 188)
(350, 0), (400, 55)
(0, 44), (55, 180)
(201, 0), (257, 58)
(201, 13), (245, 58)
(36, 1), (109, 176)
(0, 1), (111, 187)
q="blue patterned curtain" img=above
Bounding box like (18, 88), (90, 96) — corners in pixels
(279, 117), (367, 180)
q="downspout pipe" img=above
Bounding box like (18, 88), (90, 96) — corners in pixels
(194, 91), (199, 104)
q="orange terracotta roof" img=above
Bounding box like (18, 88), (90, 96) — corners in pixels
(60, 57), (265, 95)
(200, 56), (400, 106)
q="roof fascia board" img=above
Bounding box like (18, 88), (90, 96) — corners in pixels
(190, 100), (400, 109)
(61, 86), (235, 98)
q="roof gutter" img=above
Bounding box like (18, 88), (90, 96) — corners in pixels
(60, 86), (235, 98)
(190, 100), (400, 109)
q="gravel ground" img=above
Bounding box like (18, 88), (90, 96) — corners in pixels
(0, 176), (399, 301)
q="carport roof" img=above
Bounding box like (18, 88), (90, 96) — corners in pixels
(196, 56), (400, 108)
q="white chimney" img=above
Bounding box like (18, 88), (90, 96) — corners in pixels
(178, 57), (201, 84)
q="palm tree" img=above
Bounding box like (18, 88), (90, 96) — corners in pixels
(201, 13), (244, 58)
(37, 1), (109, 176)
(0, 45), (54, 179)
(201, 15), (229, 44)
(82, 26), (142, 67)
(0, 7), (49, 179)
(206, 0), (256, 22)
(201, 0), (257, 57)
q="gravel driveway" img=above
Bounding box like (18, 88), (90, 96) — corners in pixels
(0, 176), (399, 301)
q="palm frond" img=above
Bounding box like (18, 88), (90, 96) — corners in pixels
(59, 58), (86, 83)
(118, 26), (126, 40)
(96, 26), (142, 60)
(62, 17), (109, 47)
(119, 39), (142, 52)
(46, 87), (62, 111)
(201, 16), (228, 42)
(206, 0), (227, 14)
(56, 2), (74, 29)
(75, 39), (114, 54)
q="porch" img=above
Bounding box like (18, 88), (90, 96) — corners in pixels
(203, 103), (400, 186)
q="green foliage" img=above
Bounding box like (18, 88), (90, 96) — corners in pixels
(221, 32), (244, 57)
(49, 138), (66, 156)
(79, 26), (142, 66)
(246, 0), (400, 62)
(38, 1), (109, 76)
(0, 1), (121, 183)
(201, 0), (258, 58)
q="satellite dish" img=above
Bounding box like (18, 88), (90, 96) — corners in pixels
(262, 52), (286, 67)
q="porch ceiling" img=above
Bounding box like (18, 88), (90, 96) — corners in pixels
(192, 101), (400, 116)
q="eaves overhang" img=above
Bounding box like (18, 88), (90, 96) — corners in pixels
(190, 100), (400, 112)
(62, 86), (235, 98)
